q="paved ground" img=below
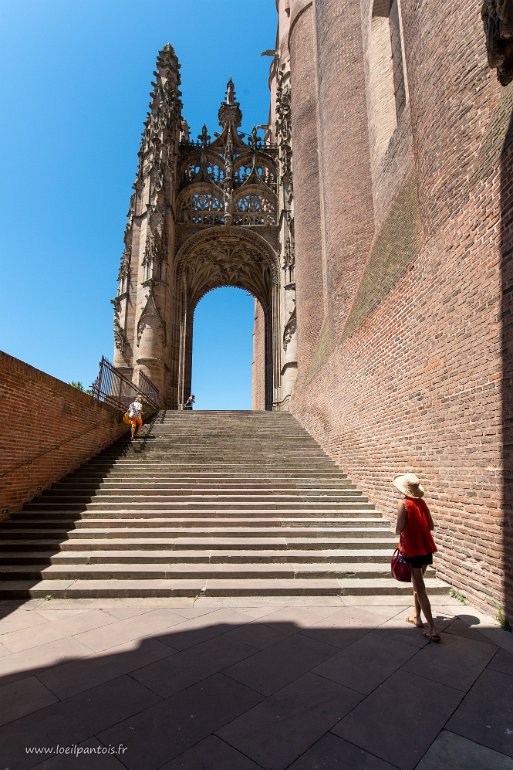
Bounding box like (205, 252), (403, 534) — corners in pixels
(0, 595), (512, 770)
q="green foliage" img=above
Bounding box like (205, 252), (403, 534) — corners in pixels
(69, 381), (92, 395)
(449, 588), (468, 604)
(496, 605), (512, 632)
(44, 594), (53, 601)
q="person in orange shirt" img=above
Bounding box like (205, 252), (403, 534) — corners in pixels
(394, 473), (440, 642)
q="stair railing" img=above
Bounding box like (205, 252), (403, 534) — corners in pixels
(91, 356), (160, 412)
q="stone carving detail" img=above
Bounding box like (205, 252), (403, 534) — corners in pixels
(283, 306), (297, 351)
(483, 0), (513, 85)
(276, 68), (292, 178)
(111, 297), (127, 353)
(283, 237), (295, 284)
(233, 192), (276, 226)
(137, 292), (167, 346)
(276, 65), (295, 277)
(177, 79), (278, 228)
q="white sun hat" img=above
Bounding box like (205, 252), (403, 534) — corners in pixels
(392, 473), (424, 498)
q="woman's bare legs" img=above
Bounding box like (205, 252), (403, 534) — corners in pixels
(412, 566), (439, 638)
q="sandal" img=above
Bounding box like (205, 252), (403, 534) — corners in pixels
(405, 615), (423, 628)
(423, 630), (441, 642)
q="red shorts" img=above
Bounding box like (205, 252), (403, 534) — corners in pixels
(129, 417), (142, 428)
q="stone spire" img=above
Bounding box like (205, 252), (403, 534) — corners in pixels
(218, 78), (242, 134)
(112, 43), (183, 393)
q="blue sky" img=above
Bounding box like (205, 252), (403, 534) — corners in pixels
(0, 0), (276, 409)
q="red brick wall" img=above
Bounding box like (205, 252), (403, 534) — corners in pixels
(313, 0), (375, 341)
(0, 352), (129, 516)
(288, 0), (512, 617)
(289, 3), (325, 377)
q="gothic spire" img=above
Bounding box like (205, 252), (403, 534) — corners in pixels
(218, 78), (242, 134)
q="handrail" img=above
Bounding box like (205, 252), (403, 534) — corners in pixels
(91, 356), (160, 411)
(138, 370), (160, 407)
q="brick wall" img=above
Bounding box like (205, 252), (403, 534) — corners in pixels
(313, 0), (375, 342)
(289, 2), (325, 378)
(0, 352), (129, 516)
(287, 0), (512, 617)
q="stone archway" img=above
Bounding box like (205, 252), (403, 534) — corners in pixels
(171, 227), (279, 410)
(112, 53), (297, 411)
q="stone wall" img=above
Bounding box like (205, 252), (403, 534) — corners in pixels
(282, 0), (513, 617)
(0, 352), (129, 516)
(252, 300), (266, 410)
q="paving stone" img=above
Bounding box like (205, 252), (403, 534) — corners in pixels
(444, 614), (500, 646)
(297, 606), (392, 649)
(101, 606), (158, 620)
(0, 636), (95, 685)
(332, 669), (463, 770)
(224, 631), (339, 695)
(37, 637), (175, 698)
(132, 633), (257, 697)
(238, 606), (288, 618)
(0, 608), (49, 634)
(253, 605), (346, 627)
(218, 672), (362, 770)
(416, 730), (513, 770)
(30, 737), (129, 769)
(223, 620), (297, 650)
(158, 735), (263, 770)
(401, 630), (496, 691)
(375, 607), (452, 649)
(0, 675), (58, 727)
(286, 732), (396, 770)
(73, 608), (186, 652)
(36, 608), (93, 621)
(154, 608), (252, 651)
(1, 609), (117, 652)
(313, 631), (417, 694)
(0, 675), (161, 770)
(487, 647), (513, 676)
(98, 673), (263, 770)
(447, 668), (513, 757)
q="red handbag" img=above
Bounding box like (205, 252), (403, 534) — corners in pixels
(391, 548), (412, 582)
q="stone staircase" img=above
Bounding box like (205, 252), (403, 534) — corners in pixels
(0, 411), (448, 598)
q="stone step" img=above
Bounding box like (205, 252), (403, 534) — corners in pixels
(11, 510), (378, 521)
(0, 526), (393, 539)
(38, 488), (361, 498)
(0, 561), (426, 580)
(0, 536), (398, 551)
(22, 502), (376, 512)
(0, 576), (449, 598)
(30, 493), (369, 505)
(0, 549), (393, 564)
(0, 409), (449, 600)
(52, 482), (355, 490)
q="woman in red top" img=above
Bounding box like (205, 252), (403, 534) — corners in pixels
(394, 473), (440, 642)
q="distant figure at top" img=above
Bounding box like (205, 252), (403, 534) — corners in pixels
(184, 394), (195, 410)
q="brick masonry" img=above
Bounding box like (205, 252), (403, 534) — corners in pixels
(258, 0), (513, 618)
(0, 352), (129, 517)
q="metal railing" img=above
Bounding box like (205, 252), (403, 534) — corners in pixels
(138, 370), (160, 408)
(91, 356), (160, 412)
